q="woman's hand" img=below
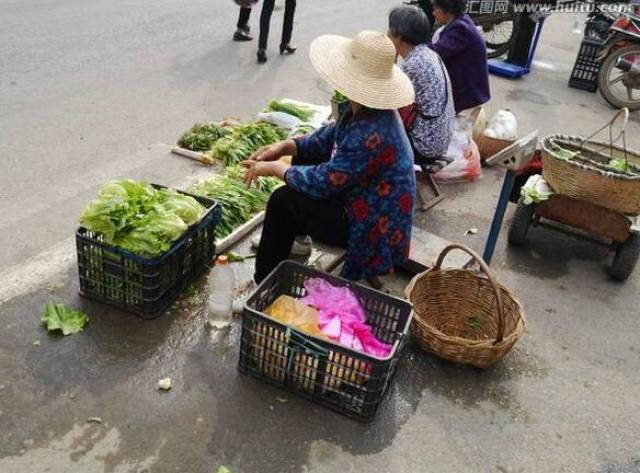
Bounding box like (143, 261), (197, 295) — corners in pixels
(249, 139), (298, 162)
(242, 160), (288, 187)
(249, 143), (284, 162)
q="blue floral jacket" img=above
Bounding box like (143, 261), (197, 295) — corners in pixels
(286, 109), (415, 281)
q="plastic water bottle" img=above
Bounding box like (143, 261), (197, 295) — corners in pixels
(207, 255), (235, 329)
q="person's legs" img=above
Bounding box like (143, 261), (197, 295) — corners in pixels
(255, 186), (348, 283)
(237, 7), (251, 29)
(258, 0), (276, 50)
(281, 0), (297, 48)
(234, 7), (253, 41)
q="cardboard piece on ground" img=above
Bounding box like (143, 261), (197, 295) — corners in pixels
(403, 227), (470, 274)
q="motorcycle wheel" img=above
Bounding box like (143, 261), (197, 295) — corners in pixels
(597, 43), (640, 111)
(475, 9), (520, 58)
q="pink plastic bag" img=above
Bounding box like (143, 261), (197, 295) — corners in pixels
(300, 278), (393, 358)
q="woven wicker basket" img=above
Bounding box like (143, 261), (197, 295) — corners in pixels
(541, 108), (640, 215)
(477, 135), (515, 162)
(405, 244), (525, 369)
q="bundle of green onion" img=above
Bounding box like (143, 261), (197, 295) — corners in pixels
(265, 99), (315, 122)
(190, 166), (281, 238)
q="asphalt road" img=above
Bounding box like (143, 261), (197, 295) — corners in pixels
(0, 0), (384, 270)
(1, 1), (640, 472)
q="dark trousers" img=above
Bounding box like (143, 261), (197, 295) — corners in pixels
(237, 7), (251, 29)
(255, 185), (349, 283)
(259, 0), (297, 50)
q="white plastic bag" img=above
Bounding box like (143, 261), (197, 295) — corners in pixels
(483, 110), (517, 140)
(257, 111), (303, 130)
(434, 114), (482, 183)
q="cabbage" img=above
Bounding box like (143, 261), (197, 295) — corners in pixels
(157, 188), (206, 226)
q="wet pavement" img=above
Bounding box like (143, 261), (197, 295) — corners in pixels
(2, 2), (640, 472)
(2, 201), (640, 472)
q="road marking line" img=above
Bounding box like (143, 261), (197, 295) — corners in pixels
(0, 172), (214, 305)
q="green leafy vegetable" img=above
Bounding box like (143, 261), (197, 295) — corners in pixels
(331, 90), (348, 103)
(41, 303), (89, 335)
(289, 124), (315, 138)
(80, 180), (206, 257)
(465, 315), (484, 330)
(266, 99), (314, 121)
(216, 467), (232, 473)
(190, 166), (281, 238)
(177, 122), (230, 152)
(226, 251), (256, 263)
(550, 145), (580, 161)
(211, 122), (286, 167)
(607, 159), (630, 173)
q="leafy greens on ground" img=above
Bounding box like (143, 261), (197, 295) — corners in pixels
(177, 122), (230, 152)
(211, 122), (286, 167)
(190, 166), (281, 238)
(80, 180), (206, 257)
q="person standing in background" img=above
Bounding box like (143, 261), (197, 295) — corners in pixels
(233, 1), (258, 42)
(256, 0), (297, 64)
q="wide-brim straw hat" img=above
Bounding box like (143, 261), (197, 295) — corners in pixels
(309, 30), (415, 110)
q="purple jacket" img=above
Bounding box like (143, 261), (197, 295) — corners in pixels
(428, 14), (490, 113)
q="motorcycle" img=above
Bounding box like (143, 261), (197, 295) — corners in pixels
(583, 1), (621, 42)
(597, 10), (640, 110)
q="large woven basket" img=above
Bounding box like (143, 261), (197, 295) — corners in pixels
(405, 244), (525, 369)
(541, 108), (640, 215)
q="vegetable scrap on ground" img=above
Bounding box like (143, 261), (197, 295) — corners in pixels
(41, 302), (89, 335)
(80, 180), (207, 257)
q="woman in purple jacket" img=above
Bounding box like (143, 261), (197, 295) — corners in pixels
(428, 0), (491, 113)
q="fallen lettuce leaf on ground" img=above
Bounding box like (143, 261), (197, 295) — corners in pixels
(41, 303), (89, 335)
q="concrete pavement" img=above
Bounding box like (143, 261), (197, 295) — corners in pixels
(1, 1), (639, 472)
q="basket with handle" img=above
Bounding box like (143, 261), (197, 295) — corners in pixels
(541, 108), (640, 215)
(405, 244), (525, 369)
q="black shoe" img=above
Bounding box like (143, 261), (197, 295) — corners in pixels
(279, 44), (297, 55)
(233, 29), (253, 42)
(257, 49), (267, 64)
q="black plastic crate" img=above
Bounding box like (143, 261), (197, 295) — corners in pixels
(238, 261), (413, 422)
(568, 39), (603, 93)
(76, 186), (220, 318)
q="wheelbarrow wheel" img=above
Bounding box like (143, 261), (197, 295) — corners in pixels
(607, 232), (640, 281)
(508, 199), (535, 245)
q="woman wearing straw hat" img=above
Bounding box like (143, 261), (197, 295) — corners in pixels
(242, 31), (416, 286)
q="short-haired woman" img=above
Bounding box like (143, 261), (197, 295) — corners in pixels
(388, 5), (454, 170)
(428, 0), (490, 113)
